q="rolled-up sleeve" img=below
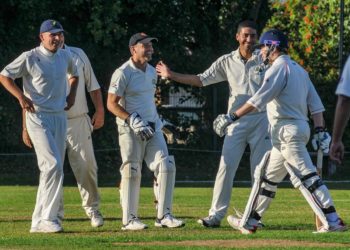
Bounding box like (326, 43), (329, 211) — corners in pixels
(197, 57), (227, 86)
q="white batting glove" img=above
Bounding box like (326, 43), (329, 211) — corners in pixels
(126, 112), (155, 141)
(311, 127), (331, 154)
(213, 113), (239, 137)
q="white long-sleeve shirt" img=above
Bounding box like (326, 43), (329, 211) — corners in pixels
(247, 55), (324, 126)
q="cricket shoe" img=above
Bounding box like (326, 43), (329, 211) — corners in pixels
(89, 210), (104, 228)
(30, 220), (63, 233)
(155, 214), (185, 228)
(122, 217), (148, 231)
(314, 218), (347, 233)
(233, 207), (264, 229)
(197, 215), (221, 228)
(227, 215), (257, 234)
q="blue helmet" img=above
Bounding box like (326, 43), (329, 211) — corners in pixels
(258, 29), (288, 49)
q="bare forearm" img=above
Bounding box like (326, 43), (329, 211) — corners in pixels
(0, 75), (25, 100)
(89, 89), (104, 113)
(68, 76), (79, 98)
(168, 71), (203, 87)
(234, 103), (257, 117)
(332, 95), (350, 142)
(107, 93), (129, 120)
(311, 112), (325, 128)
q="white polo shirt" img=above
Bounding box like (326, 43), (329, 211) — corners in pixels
(64, 45), (100, 119)
(198, 48), (266, 115)
(108, 58), (160, 127)
(247, 55), (325, 125)
(336, 55), (350, 97)
(0, 44), (78, 112)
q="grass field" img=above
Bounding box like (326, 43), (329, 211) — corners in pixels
(0, 185), (349, 249)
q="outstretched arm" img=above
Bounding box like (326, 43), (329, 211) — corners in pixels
(156, 61), (203, 87)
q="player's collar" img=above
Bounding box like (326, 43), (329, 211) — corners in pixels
(39, 43), (57, 57)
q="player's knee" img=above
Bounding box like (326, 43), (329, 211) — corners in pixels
(120, 162), (141, 178)
(158, 155), (176, 173)
(301, 172), (324, 192)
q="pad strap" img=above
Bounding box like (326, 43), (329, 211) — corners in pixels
(260, 188), (276, 198)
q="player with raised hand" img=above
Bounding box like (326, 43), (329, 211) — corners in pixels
(107, 32), (184, 230)
(225, 29), (346, 234)
(157, 20), (271, 228)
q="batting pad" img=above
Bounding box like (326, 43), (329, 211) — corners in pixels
(154, 155), (176, 219)
(284, 162), (329, 229)
(239, 151), (271, 227)
(120, 162), (141, 225)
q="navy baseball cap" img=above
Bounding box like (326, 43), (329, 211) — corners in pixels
(40, 19), (64, 34)
(256, 29), (288, 49)
(129, 32), (158, 47)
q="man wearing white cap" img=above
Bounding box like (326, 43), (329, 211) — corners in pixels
(0, 19), (78, 233)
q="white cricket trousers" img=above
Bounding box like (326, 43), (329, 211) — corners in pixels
(118, 125), (172, 225)
(209, 113), (271, 220)
(26, 111), (67, 228)
(66, 114), (100, 215)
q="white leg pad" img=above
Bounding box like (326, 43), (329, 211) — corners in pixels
(284, 162), (329, 229)
(120, 162), (141, 225)
(239, 151), (271, 227)
(154, 156), (176, 219)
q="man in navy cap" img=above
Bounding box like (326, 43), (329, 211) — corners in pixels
(107, 32), (184, 230)
(0, 19), (78, 233)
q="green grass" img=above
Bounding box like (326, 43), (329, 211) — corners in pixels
(0, 186), (349, 249)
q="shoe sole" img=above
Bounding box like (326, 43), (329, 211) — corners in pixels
(197, 219), (220, 228)
(121, 225), (148, 231)
(155, 222), (185, 228)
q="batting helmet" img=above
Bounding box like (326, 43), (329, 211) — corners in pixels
(258, 29), (288, 49)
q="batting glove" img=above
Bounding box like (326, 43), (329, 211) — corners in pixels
(311, 127), (331, 154)
(126, 112), (155, 141)
(213, 113), (239, 137)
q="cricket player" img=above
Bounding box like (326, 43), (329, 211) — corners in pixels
(156, 20), (272, 227)
(107, 32), (184, 230)
(22, 34), (105, 228)
(226, 29), (347, 233)
(0, 19), (78, 233)
(330, 55), (350, 164)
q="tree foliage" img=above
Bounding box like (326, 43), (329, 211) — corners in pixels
(0, 0), (271, 152)
(266, 0), (350, 129)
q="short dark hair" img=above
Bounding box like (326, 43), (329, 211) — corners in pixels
(237, 20), (257, 34)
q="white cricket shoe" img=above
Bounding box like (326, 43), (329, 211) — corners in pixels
(315, 218), (347, 233)
(122, 217), (148, 231)
(227, 215), (257, 234)
(30, 220), (63, 233)
(155, 214), (185, 228)
(89, 210), (104, 228)
(197, 215), (221, 227)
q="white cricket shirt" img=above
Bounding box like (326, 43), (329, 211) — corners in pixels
(198, 48), (266, 115)
(64, 45), (100, 118)
(336, 55), (350, 97)
(108, 58), (160, 127)
(0, 44), (78, 112)
(247, 55), (325, 125)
